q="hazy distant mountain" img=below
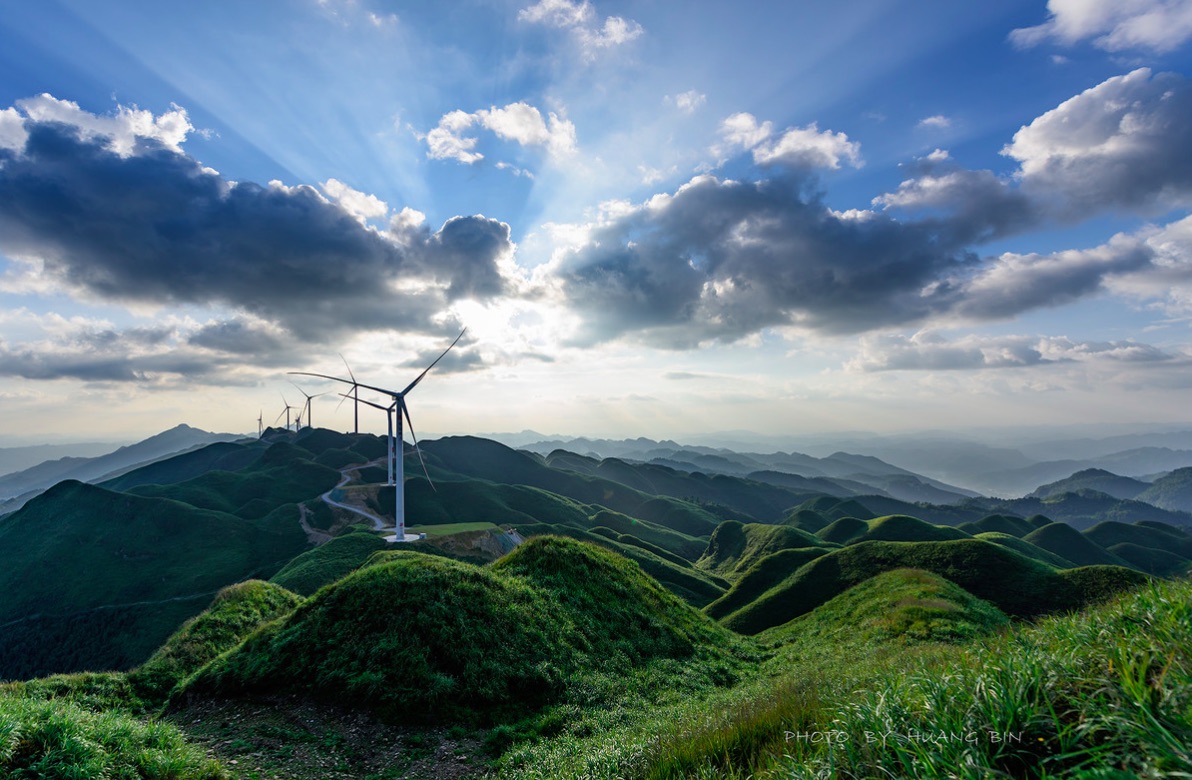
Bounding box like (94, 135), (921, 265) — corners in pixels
(0, 424), (247, 509)
(1028, 469), (1150, 501)
(517, 436), (979, 504)
(1137, 468), (1192, 514)
(0, 441), (122, 479)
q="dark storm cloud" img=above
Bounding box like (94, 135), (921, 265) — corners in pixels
(552, 174), (978, 347)
(0, 121), (512, 342)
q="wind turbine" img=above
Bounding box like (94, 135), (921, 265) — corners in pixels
(345, 394), (398, 485)
(289, 382), (327, 430)
(290, 329), (465, 541)
(257, 411), (263, 439)
(339, 353), (360, 434)
(275, 396), (295, 432)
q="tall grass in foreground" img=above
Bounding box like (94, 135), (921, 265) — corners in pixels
(775, 579), (1192, 779)
(0, 692), (227, 778)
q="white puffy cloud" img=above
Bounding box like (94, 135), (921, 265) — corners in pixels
(425, 109), (483, 163)
(519, 0), (642, 58)
(424, 102), (576, 165)
(1003, 68), (1192, 215)
(1011, 0), (1192, 53)
(0, 107), (27, 151)
(13, 94), (192, 156)
(717, 112), (862, 170)
(321, 178), (389, 223)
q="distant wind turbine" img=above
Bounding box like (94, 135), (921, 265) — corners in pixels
(290, 329), (465, 541)
(339, 353), (360, 434)
(257, 410), (263, 439)
(289, 382), (327, 430)
(275, 395), (295, 432)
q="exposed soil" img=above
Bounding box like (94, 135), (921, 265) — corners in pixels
(169, 695), (493, 780)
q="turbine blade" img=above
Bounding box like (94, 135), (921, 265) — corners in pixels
(402, 328), (467, 395)
(402, 400), (435, 491)
(339, 392), (389, 412)
(338, 352), (357, 383)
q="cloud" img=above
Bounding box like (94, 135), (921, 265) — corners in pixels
(545, 173), (977, 347)
(666, 90), (707, 115)
(917, 114), (952, 129)
(848, 331), (1176, 372)
(718, 113), (862, 170)
(1003, 68), (1192, 216)
(8, 93), (192, 155)
(1011, 0), (1192, 53)
(424, 102), (577, 164)
(873, 151), (1037, 243)
(875, 70), (1192, 238)
(0, 96), (516, 350)
(519, 0), (643, 58)
(954, 233), (1154, 320)
(321, 178), (389, 223)
(0, 313), (296, 384)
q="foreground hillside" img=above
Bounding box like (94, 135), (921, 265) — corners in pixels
(2, 530), (1184, 778)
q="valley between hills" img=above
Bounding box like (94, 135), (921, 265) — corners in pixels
(1, 425), (1190, 779)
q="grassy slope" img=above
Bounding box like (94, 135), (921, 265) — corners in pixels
(0, 480), (309, 678)
(1023, 521), (1134, 568)
(130, 580), (302, 703)
(696, 521), (827, 579)
(269, 532), (390, 596)
(761, 568), (1009, 646)
(182, 538), (737, 724)
(974, 531), (1077, 568)
(715, 539), (1148, 635)
(100, 440), (267, 492)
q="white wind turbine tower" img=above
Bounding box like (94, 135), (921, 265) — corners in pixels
(291, 329), (465, 541)
(257, 411), (263, 439)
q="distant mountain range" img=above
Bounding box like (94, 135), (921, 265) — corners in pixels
(505, 431), (1192, 499)
(0, 424), (247, 512)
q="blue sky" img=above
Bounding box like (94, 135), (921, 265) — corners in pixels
(2, 0), (1192, 443)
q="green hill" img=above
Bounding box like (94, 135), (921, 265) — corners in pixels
(422, 437), (806, 525)
(957, 514), (1037, 538)
(1083, 519), (1192, 559)
(100, 440), (267, 492)
(182, 538), (735, 722)
(714, 539), (1147, 635)
(781, 508), (829, 533)
(128, 441), (340, 519)
(762, 568), (1009, 646)
(973, 531), (1076, 568)
(1137, 466), (1192, 513)
(703, 547), (831, 621)
(0, 481), (309, 679)
(815, 516), (868, 544)
(130, 580), (301, 702)
(1106, 542), (1191, 576)
(269, 532), (390, 596)
(696, 521), (826, 578)
(1022, 522), (1132, 568)
(852, 514), (971, 544)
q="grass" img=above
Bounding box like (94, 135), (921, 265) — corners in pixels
(0, 691), (227, 778)
(130, 580), (302, 704)
(697, 521), (826, 579)
(772, 578), (1192, 779)
(269, 532), (389, 596)
(714, 539), (1149, 635)
(408, 521), (500, 535)
(182, 537), (740, 725)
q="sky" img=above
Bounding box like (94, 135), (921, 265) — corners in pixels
(3, 0), (1192, 444)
